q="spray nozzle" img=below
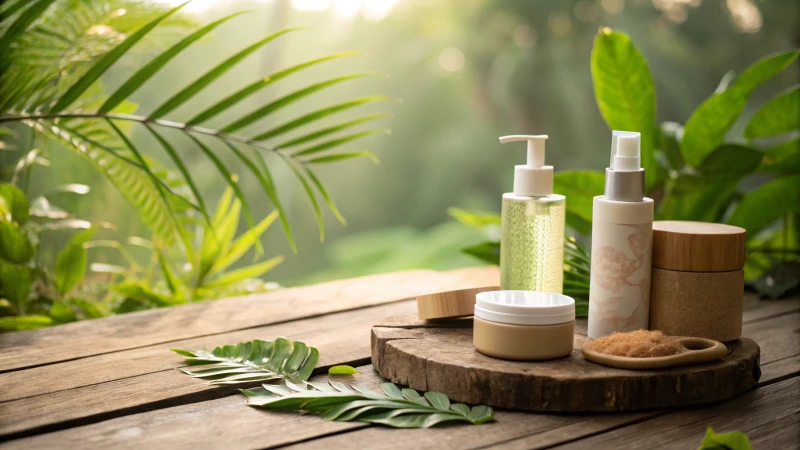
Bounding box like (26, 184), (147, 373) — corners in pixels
(499, 134), (553, 197)
(610, 130), (641, 172)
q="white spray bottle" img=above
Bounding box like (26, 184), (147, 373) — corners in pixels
(587, 131), (654, 339)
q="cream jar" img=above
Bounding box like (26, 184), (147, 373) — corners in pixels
(473, 290), (575, 361)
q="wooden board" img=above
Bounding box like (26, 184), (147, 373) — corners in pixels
(0, 267), (500, 372)
(372, 316), (761, 412)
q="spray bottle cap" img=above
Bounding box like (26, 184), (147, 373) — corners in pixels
(610, 130), (641, 172)
(499, 135), (552, 196)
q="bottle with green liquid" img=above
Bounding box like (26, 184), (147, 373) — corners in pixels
(498, 135), (565, 293)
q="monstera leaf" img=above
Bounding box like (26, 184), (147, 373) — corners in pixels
(172, 338), (319, 384)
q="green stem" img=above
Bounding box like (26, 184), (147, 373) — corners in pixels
(0, 111), (284, 155)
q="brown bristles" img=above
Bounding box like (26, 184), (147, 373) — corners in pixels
(584, 330), (686, 358)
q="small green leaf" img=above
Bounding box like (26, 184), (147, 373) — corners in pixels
(149, 28), (299, 119)
(728, 174), (800, 239)
(0, 260), (31, 303)
(467, 405), (495, 424)
(0, 221), (33, 263)
(49, 300), (77, 324)
(380, 383), (404, 399)
(328, 365), (360, 375)
(450, 403), (470, 416)
(699, 145), (763, 174)
(698, 427), (752, 450)
(744, 85), (800, 139)
(590, 28), (660, 191)
(0, 315), (53, 331)
(0, 183), (29, 224)
(424, 392), (450, 411)
(50, 2), (188, 113)
(54, 228), (95, 296)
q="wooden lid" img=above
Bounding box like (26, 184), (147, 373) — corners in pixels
(416, 286), (500, 320)
(652, 221), (746, 272)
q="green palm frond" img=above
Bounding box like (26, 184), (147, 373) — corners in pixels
(172, 338), (319, 385)
(0, 1), (391, 252)
(244, 381), (495, 428)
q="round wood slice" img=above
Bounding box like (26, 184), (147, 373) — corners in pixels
(371, 315), (761, 412)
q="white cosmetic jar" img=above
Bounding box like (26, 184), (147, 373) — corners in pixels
(473, 290), (575, 361)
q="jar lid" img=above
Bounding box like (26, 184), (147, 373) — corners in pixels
(474, 290), (575, 326)
(652, 221), (746, 272)
(417, 286), (500, 320)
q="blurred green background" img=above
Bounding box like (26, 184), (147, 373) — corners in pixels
(21, 0), (800, 286)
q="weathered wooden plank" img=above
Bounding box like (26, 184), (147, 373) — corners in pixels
(541, 377), (799, 450)
(0, 267), (499, 372)
(0, 301), (416, 439)
(3, 307), (797, 448)
(0, 301), (414, 403)
(1, 369), (383, 449)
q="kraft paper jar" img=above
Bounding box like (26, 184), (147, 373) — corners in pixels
(473, 290), (575, 361)
(648, 221), (746, 342)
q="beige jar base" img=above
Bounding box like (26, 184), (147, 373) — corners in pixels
(649, 268), (743, 342)
(473, 317), (574, 361)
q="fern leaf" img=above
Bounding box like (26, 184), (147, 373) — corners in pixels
(172, 338), (319, 384)
(245, 381), (495, 428)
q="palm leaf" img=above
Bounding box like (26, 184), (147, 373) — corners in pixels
(245, 381), (494, 428)
(99, 11), (247, 113)
(172, 338), (319, 384)
(252, 96), (393, 141)
(187, 51), (361, 126)
(149, 28), (299, 119)
(293, 129), (389, 157)
(50, 1), (189, 113)
(276, 113), (389, 148)
(0, 0), (59, 63)
(281, 154), (324, 241)
(222, 73), (384, 133)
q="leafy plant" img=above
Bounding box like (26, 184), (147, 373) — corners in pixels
(91, 185), (284, 313)
(698, 427), (751, 450)
(0, 180), (110, 330)
(172, 337), (319, 385)
(1, 0), (389, 253)
(449, 208), (591, 314)
(244, 380), (494, 428)
(545, 28), (799, 298)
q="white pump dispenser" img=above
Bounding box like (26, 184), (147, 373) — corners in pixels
(499, 135), (553, 197)
(497, 134), (565, 293)
(588, 130), (654, 339)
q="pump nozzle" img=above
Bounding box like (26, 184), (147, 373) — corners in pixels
(605, 130), (644, 202)
(499, 134), (553, 197)
(609, 131), (641, 172)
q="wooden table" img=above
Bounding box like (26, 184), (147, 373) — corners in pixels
(0, 267), (797, 449)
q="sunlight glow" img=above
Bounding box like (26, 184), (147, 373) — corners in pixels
(439, 47), (464, 72)
(290, 0), (331, 11)
(725, 0), (762, 33)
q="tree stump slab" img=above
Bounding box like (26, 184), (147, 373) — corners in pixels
(371, 315), (761, 412)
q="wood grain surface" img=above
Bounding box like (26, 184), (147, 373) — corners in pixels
(0, 267), (797, 450)
(372, 317), (760, 412)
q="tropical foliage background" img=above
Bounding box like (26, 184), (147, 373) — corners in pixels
(1, 0), (798, 329)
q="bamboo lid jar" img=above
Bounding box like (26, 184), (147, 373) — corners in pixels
(648, 221), (746, 342)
